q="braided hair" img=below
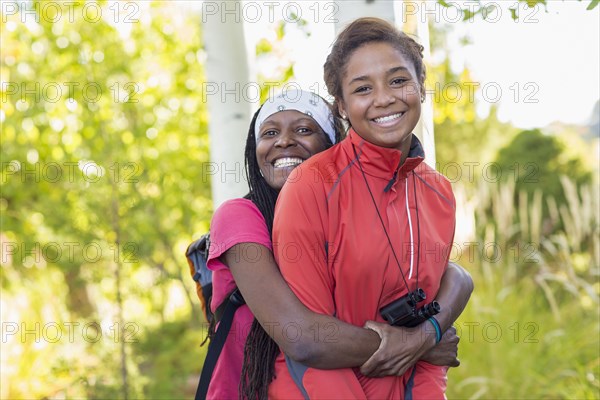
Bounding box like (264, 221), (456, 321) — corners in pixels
(239, 104), (343, 400)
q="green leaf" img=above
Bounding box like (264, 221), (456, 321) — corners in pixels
(587, 0), (599, 10)
(462, 9), (476, 21)
(437, 0), (450, 7)
(283, 65), (294, 81)
(481, 4), (497, 20)
(255, 38), (273, 56)
(509, 7), (518, 20)
(276, 21), (286, 40)
(526, 0), (545, 6)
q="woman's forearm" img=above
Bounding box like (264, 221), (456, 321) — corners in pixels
(225, 244), (472, 369)
(433, 261), (474, 332)
(224, 243), (380, 368)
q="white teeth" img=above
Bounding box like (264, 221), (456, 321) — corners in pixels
(374, 113), (403, 123)
(273, 157), (304, 168)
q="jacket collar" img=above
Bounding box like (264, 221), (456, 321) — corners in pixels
(344, 129), (425, 180)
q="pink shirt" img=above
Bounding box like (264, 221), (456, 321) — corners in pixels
(206, 198), (272, 400)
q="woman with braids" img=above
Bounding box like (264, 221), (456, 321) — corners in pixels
(206, 89), (471, 399)
(270, 18), (473, 399)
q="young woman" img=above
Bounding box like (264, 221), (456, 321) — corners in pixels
(205, 89), (472, 399)
(271, 19), (471, 399)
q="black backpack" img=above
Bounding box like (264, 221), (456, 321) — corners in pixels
(186, 233), (245, 400)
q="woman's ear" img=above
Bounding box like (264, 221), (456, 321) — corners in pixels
(337, 101), (347, 120)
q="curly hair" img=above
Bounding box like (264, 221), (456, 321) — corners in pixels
(324, 17), (426, 120)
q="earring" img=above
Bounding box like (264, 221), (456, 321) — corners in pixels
(341, 113), (347, 120)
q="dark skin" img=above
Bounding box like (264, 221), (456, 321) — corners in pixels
(361, 261), (472, 376)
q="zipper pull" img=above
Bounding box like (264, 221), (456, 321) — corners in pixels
(384, 171), (397, 192)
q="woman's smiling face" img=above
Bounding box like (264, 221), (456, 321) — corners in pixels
(338, 41), (422, 153)
(255, 110), (329, 191)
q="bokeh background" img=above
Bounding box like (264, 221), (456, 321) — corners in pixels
(1, 1), (598, 398)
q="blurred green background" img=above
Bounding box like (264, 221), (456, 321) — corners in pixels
(1, 1), (598, 399)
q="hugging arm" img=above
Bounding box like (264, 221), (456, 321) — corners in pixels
(227, 247), (472, 374)
(223, 243), (380, 368)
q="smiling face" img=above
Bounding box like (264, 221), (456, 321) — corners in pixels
(256, 110), (329, 190)
(338, 41), (422, 154)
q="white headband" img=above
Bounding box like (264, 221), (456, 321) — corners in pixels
(255, 89), (336, 145)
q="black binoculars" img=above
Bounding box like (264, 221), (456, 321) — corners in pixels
(380, 288), (440, 328)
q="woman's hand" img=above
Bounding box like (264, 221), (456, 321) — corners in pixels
(420, 325), (460, 367)
(359, 321), (437, 377)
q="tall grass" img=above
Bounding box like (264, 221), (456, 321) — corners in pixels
(447, 177), (600, 399)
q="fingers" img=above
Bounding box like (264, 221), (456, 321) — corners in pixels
(440, 326), (460, 345)
(442, 327), (461, 368)
(360, 356), (379, 376)
(361, 321), (461, 377)
(360, 321), (386, 376)
(361, 321), (412, 377)
(363, 320), (386, 337)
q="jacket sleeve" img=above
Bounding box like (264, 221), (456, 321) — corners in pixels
(272, 173), (366, 399)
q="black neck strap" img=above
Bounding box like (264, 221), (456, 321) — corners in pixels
(352, 143), (421, 293)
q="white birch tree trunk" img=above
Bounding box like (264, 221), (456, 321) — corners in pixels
(404, 1), (436, 168)
(202, 2), (251, 209)
(334, 0), (436, 168)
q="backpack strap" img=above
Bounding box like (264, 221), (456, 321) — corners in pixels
(195, 288), (245, 400)
(186, 234), (214, 323)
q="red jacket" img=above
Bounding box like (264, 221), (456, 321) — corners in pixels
(271, 130), (456, 399)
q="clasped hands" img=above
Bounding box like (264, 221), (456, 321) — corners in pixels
(360, 321), (460, 377)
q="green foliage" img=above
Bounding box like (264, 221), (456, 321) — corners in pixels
(435, 0), (597, 21)
(2, 2), (597, 399)
(448, 269), (599, 399)
(1, 1), (210, 397)
(255, 38), (273, 55)
(429, 19), (598, 397)
(133, 320), (206, 399)
(254, 19), (309, 102)
(447, 177), (599, 399)
(494, 129), (592, 218)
